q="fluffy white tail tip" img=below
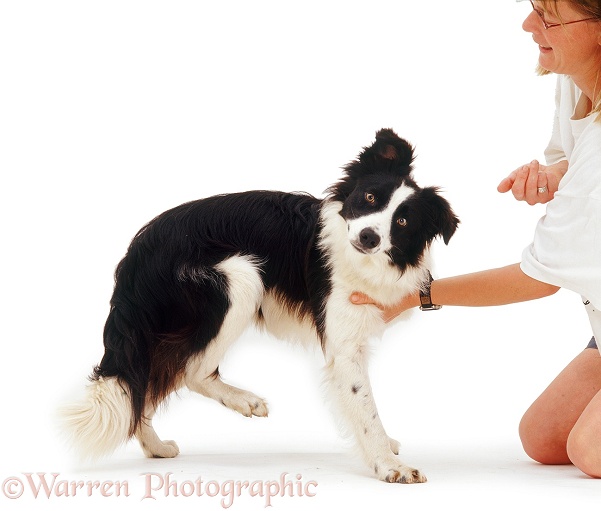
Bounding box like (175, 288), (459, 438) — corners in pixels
(59, 377), (132, 460)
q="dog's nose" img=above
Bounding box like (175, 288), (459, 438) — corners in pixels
(359, 228), (380, 250)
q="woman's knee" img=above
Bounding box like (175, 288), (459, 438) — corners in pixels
(519, 348), (601, 466)
(519, 408), (571, 465)
(567, 417), (601, 478)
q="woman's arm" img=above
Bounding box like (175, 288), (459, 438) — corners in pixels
(351, 263), (560, 323)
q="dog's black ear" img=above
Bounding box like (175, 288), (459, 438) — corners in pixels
(326, 129), (415, 202)
(359, 128), (415, 175)
(373, 128), (415, 166)
(420, 187), (460, 245)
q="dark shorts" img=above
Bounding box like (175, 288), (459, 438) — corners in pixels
(586, 337), (597, 349)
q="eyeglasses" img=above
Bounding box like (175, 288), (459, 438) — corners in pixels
(529, 0), (598, 29)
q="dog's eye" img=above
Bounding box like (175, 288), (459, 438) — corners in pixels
(397, 218), (407, 227)
(365, 193), (376, 204)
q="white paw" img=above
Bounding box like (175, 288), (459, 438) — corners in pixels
(221, 390), (269, 418)
(388, 437), (401, 455)
(142, 439), (180, 459)
(376, 461), (426, 484)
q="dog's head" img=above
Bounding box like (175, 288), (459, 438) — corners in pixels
(327, 128), (459, 270)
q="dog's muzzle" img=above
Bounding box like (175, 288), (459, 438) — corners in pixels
(351, 227), (381, 254)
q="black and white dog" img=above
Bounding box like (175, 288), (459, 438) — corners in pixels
(62, 129), (458, 483)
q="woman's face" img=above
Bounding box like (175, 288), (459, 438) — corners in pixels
(523, 1), (601, 79)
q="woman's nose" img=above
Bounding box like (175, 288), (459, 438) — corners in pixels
(522, 9), (540, 33)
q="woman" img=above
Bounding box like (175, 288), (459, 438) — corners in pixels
(351, 0), (601, 477)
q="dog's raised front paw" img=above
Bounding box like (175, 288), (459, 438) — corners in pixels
(220, 389), (269, 418)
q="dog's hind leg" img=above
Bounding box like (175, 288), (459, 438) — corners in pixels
(185, 256), (269, 418)
(189, 367), (269, 418)
(136, 402), (181, 458)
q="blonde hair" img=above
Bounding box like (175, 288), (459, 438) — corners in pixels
(535, 0), (601, 120)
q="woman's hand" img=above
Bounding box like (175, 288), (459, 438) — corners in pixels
(497, 160), (567, 205)
(349, 292), (416, 323)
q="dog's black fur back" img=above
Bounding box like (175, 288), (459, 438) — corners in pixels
(94, 191), (331, 433)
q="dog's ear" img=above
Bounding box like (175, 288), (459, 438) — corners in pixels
(419, 187), (460, 245)
(372, 128), (415, 166)
(326, 129), (415, 202)
(359, 128), (415, 175)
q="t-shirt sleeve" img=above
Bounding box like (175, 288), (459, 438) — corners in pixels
(521, 121), (601, 309)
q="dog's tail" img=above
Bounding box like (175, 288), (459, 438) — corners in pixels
(60, 376), (133, 460)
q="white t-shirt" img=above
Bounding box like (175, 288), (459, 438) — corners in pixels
(521, 75), (601, 343)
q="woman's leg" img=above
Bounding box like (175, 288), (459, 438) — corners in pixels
(567, 387), (601, 477)
(519, 339), (601, 465)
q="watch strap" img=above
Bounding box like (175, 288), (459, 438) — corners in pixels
(419, 271), (442, 311)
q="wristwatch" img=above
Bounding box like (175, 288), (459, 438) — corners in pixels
(419, 271), (442, 311)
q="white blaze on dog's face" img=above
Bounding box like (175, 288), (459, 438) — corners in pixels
(330, 129), (459, 272)
(344, 180), (416, 255)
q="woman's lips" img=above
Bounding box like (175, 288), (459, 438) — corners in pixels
(534, 38), (552, 52)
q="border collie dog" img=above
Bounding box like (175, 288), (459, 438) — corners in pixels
(62, 128), (458, 484)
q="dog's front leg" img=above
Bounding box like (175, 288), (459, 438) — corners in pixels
(324, 341), (426, 484)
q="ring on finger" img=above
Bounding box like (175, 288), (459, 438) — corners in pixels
(537, 186), (548, 194)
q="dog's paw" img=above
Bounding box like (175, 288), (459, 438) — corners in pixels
(376, 462), (426, 484)
(388, 437), (401, 455)
(221, 389), (269, 418)
(142, 439), (180, 459)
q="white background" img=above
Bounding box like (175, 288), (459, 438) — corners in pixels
(1, 1), (599, 509)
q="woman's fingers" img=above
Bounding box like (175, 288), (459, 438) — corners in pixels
(501, 160), (554, 205)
